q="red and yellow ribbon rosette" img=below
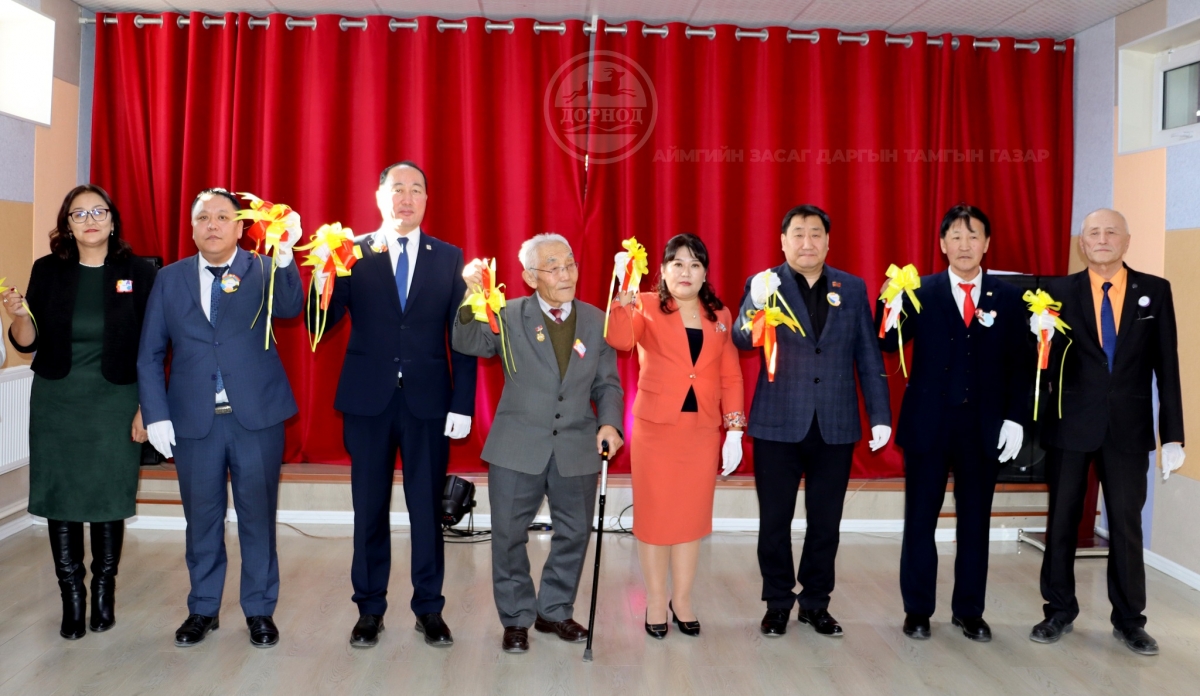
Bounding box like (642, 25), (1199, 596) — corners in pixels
(1024, 289), (1072, 419)
(878, 263), (922, 377)
(296, 223), (362, 351)
(462, 258), (516, 374)
(603, 236), (650, 337)
(234, 193), (295, 349)
(741, 270), (804, 382)
(0, 278), (37, 334)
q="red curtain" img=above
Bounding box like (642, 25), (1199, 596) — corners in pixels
(581, 23), (1074, 477)
(91, 15), (1073, 477)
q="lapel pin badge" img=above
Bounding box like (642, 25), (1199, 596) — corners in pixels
(425, 244), (432, 250)
(831, 280), (842, 288)
(573, 338), (587, 357)
(116, 279), (133, 293)
(986, 291), (993, 297)
(220, 273), (241, 293)
(826, 292), (841, 307)
(716, 321), (727, 332)
(975, 308), (996, 327)
(1138, 295), (1151, 307)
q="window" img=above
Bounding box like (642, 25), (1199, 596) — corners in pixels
(0, 0), (55, 125)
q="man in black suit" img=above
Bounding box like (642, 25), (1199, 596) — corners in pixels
(1030, 208), (1185, 656)
(878, 204), (1031, 643)
(312, 161), (478, 648)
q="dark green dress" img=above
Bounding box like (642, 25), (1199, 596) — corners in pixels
(28, 265), (140, 522)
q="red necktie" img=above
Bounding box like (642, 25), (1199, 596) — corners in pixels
(959, 283), (975, 326)
(549, 308), (564, 324)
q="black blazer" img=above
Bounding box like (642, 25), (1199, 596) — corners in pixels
(309, 231), (477, 419)
(1039, 266), (1183, 454)
(877, 271), (1032, 453)
(10, 253), (157, 385)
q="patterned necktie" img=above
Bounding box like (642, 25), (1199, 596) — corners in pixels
(549, 307), (564, 324)
(207, 265), (229, 394)
(959, 283), (975, 327)
(395, 237), (409, 312)
(1101, 281), (1117, 372)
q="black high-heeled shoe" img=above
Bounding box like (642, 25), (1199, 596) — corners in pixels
(669, 601), (700, 637)
(645, 611), (668, 639)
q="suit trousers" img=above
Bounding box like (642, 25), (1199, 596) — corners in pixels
(754, 417), (856, 612)
(488, 455), (597, 628)
(1041, 441), (1150, 630)
(173, 413), (284, 617)
(345, 386), (448, 616)
(900, 403), (999, 619)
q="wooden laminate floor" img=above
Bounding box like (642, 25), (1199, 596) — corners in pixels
(1, 524), (1198, 695)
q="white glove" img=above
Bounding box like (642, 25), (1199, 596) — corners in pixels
(147, 420), (176, 460)
(868, 424), (892, 452)
(274, 211), (302, 268)
(1029, 312), (1056, 336)
(444, 412), (472, 439)
(882, 294), (903, 333)
(749, 271), (782, 309)
(613, 251), (629, 286)
(1162, 442), (1186, 481)
(721, 431), (744, 476)
(996, 420), (1023, 463)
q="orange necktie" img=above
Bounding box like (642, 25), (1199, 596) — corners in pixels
(959, 283), (975, 326)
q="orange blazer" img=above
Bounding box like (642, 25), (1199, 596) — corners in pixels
(605, 297), (743, 428)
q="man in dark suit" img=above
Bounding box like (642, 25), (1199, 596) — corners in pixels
(1030, 208), (1184, 656)
(878, 204), (1030, 643)
(312, 161), (477, 648)
(139, 188), (303, 648)
(733, 205), (892, 639)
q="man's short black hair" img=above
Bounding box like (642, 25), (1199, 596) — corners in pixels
(939, 203), (991, 238)
(191, 188), (242, 217)
(379, 160), (428, 188)
(781, 204), (830, 235)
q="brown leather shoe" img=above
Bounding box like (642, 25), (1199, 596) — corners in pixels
(502, 626), (529, 653)
(534, 615), (589, 643)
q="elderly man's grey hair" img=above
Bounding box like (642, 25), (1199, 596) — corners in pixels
(518, 233), (573, 270)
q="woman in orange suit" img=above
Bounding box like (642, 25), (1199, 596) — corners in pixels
(606, 233), (745, 639)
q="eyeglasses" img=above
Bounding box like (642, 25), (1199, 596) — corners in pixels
(530, 262), (580, 278)
(68, 208), (110, 224)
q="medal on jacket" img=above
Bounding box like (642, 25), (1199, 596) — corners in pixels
(826, 292), (841, 307)
(974, 308), (996, 327)
(535, 325), (545, 342)
(220, 273), (241, 293)
(573, 338), (587, 357)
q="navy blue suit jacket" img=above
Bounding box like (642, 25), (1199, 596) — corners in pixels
(138, 248), (303, 439)
(313, 231), (477, 419)
(878, 271), (1031, 453)
(733, 264), (891, 445)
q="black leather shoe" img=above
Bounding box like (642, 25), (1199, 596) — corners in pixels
(174, 614), (219, 647)
(760, 608), (789, 637)
(1113, 626), (1159, 656)
(903, 613), (931, 640)
(246, 616), (279, 648)
(415, 612), (454, 647)
(645, 611), (668, 639)
(502, 626), (529, 653)
(669, 602), (700, 637)
(350, 614), (384, 648)
(1030, 617), (1073, 644)
(798, 608), (843, 638)
(951, 615), (992, 642)
(534, 615), (589, 642)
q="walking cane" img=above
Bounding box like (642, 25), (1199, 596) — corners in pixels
(582, 440), (610, 662)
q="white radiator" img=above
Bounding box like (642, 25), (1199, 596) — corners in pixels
(0, 366), (32, 476)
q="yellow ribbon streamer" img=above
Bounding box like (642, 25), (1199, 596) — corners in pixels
(461, 259), (516, 374)
(296, 223), (362, 352)
(604, 236), (650, 337)
(1023, 289), (1073, 420)
(878, 263), (922, 378)
(235, 193), (295, 350)
(0, 277), (38, 335)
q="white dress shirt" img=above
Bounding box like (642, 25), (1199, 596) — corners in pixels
(536, 293), (573, 322)
(948, 268), (983, 319)
(199, 249), (238, 404)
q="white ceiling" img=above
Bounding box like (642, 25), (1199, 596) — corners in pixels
(77, 0), (1151, 39)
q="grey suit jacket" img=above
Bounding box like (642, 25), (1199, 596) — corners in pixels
(452, 295), (624, 476)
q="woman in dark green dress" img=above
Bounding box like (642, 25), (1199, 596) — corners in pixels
(4, 185), (156, 640)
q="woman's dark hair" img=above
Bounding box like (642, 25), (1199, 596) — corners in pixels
(49, 184), (133, 261)
(657, 233), (724, 321)
(939, 203), (991, 238)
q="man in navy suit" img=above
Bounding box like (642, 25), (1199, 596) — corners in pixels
(878, 204), (1031, 643)
(311, 161), (477, 648)
(139, 188), (303, 649)
(733, 205), (892, 638)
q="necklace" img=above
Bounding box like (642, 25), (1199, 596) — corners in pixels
(79, 261), (104, 268)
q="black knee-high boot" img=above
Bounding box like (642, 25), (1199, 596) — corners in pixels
(48, 520), (87, 639)
(89, 520), (124, 632)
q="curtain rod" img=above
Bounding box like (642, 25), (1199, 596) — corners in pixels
(78, 14), (1068, 51)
